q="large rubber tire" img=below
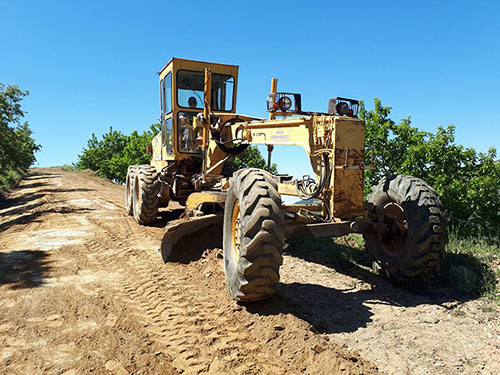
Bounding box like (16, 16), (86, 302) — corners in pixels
(132, 165), (160, 225)
(223, 168), (284, 302)
(125, 166), (136, 216)
(364, 175), (448, 282)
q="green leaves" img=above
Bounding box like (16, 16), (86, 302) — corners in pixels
(0, 83), (40, 190)
(77, 128), (277, 185)
(361, 99), (500, 240)
(76, 124), (159, 184)
(227, 145), (278, 174)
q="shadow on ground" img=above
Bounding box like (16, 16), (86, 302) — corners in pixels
(17, 181), (53, 189)
(0, 193), (46, 209)
(244, 237), (497, 335)
(35, 188), (95, 194)
(245, 282), (376, 334)
(0, 177), (96, 231)
(286, 237), (496, 302)
(0, 250), (52, 289)
(0, 207), (95, 232)
(24, 173), (60, 181)
(155, 208), (186, 228)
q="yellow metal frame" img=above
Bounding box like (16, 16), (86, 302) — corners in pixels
(225, 113), (365, 218)
(152, 59), (367, 222)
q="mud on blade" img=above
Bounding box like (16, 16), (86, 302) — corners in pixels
(160, 214), (223, 263)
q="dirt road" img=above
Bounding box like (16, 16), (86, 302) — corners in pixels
(0, 168), (498, 374)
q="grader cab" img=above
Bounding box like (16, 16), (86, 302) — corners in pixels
(125, 58), (448, 302)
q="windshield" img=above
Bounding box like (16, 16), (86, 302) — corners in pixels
(176, 70), (235, 112)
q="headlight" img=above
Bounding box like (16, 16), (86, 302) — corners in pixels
(278, 96), (292, 111)
(336, 101), (349, 116)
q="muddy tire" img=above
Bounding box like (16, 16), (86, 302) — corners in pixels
(125, 166), (136, 216)
(223, 168), (284, 302)
(364, 174), (448, 282)
(132, 165), (160, 225)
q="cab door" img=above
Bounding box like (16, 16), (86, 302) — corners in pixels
(161, 72), (173, 159)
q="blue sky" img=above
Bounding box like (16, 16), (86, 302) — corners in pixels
(2, 0), (499, 178)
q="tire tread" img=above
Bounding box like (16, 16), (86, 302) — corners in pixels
(133, 165), (160, 225)
(224, 168), (284, 302)
(364, 174), (448, 282)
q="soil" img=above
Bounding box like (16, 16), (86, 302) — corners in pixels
(0, 168), (498, 374)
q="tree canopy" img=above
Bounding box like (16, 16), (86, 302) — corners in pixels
(77, 128), (276, 184)
(0, 83), (41, 190)
(228, 146), (278, 174)
(76, 124), (160, 184)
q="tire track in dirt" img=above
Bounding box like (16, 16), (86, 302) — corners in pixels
(1, 168), (380, 374)
(1, 171), (178, 375)
(84, 216), (287, 374)
(74, 184), (377, 374)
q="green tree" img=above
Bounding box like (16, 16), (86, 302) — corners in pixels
(0, 83), (41, 190)
(13, 122), (40, 170)
(228, 145), (278, 174)
(76, 124), (159, 183)
(361, 98), (500, 239)
(78, 127), (276, 183)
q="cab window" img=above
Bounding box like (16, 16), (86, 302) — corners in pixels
(161, 72), (173, 153)
(177, 70), (204, 109)
(164, 117), (173, 154)
(212, 73), (234, 111)
(176, 70), (234, 112)
(177, 111), (201, 153)
(160, 78), (164, 118)
(164, 73), (172, 114)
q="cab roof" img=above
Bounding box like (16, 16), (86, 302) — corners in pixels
(158, 57), (239, 76)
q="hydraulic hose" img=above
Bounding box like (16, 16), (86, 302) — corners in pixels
(296, 153), (331, 201)
(212, 118), (249, 155)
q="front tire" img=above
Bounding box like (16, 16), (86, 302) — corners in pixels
(132, 165), (160, 225)
(364, 175), (448, 282)
(125, 166), (136, 216)
(223, 168), (284, 302)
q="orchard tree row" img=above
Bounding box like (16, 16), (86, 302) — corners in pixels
(76, 124), (160, 183)
(76, 125), (274, 181)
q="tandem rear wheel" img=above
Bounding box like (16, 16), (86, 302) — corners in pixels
(125, 165), (160, 225)
(364, 174), (448, 282)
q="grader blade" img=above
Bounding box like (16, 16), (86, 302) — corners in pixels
(160, 214), (223, 263)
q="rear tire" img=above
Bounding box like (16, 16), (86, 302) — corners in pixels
(223, 168), (284, 302)
(132, 165), (160, 225)
(125, 166), (136, 216)
(364, 174), (448, 282)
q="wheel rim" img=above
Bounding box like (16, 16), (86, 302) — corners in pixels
(231, 199), (241, 260)
(379, 201), (408, 255)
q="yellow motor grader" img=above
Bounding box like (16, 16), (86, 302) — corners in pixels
(125, 58), (448, 302)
